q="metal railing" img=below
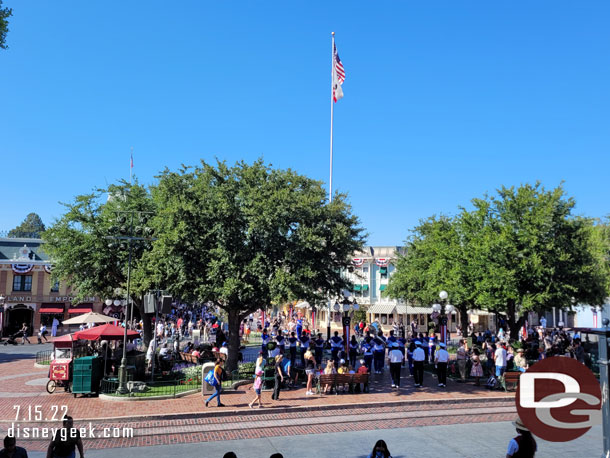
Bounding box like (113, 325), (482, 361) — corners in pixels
(100, 375), (202, 398)
(36, 350), (53, 365)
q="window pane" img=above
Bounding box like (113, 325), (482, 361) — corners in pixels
(51, 280), (59, 292)
(13, 276), (22, 291)
(24, 276), (32, 291)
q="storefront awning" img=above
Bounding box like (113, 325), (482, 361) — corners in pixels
(379, 285), (387, 291)
(367, 303), (396, 314)
(353, 285), (361, 291)
(362, 285), (369, 291)
(68, 303), (93, 314)
(40, 303), (65, 314)
(398, 306), (457, 315)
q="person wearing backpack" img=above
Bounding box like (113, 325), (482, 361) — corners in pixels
(205, 359), (225, 407)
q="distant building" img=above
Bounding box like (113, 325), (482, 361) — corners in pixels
(0, 237), (104, 337)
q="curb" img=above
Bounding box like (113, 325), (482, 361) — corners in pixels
(99, 389), (200, 402)
(0, 394), (514, 424)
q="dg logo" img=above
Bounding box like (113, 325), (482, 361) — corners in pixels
(516, 356), (602, 442)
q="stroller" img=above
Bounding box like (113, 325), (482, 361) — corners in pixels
(3, 330), (24, 345)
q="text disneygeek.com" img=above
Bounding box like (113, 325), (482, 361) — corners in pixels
(7, 423), (134, 440)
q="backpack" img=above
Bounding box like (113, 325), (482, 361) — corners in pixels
(486, 376), (498, 389)
(204, 369), (218, 387)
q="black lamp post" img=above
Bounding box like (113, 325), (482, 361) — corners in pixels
(341, 297), (359, 354)
(107, 210), (155, 394)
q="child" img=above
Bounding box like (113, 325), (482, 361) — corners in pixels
(249, 370), (264, 408)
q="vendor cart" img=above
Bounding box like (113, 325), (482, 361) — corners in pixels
(46, 334), (78, 394)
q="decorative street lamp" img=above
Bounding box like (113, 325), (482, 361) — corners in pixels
(328, 300), (340, 341)
(107, 210), (155, 395)
(437, 290), (451, 344)
(341, 296), (359, 354)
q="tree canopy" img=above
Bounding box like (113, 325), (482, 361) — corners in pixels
(388, 183), (609, 338)
(8, 213), (46, 238)
(0, 1), (12, 50)
(148, 159), (366, 370)
(43, 181), (157, 343)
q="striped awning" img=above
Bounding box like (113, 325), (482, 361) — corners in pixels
(367, 303), (397, 314)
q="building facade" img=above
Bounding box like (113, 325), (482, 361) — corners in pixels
(0, 238), (104, 337)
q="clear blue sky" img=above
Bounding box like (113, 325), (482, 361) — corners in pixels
(2, 1), (609, 246)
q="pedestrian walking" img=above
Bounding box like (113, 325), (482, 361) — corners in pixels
(248, 370), (264, 408)
(38, 324), (49, 344)
(435, 342), (449, 387)
(304, 350), (316, 395)
(387, 342), (404, 388)
(288, 332), (298, 366)
(271, 355), (284, 401)
(412, 340), (425, 387)
(51, 317), (59, 337)
(20, 323), (30, 345)
(205, 359), (225, 407)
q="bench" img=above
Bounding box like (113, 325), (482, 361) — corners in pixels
(179, 352), (199, 365)
(501, 371), (521, 391)
(317, 373), (369, 395)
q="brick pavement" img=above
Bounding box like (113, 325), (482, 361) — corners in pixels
(0, 357), (514, 420)
(0, 355), (518, 452)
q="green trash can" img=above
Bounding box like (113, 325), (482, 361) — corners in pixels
(72, 356), (104, 397)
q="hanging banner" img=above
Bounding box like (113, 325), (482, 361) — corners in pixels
(12, 264), (33, 274)
(375, 258), (389, 267)
(44, 265), (53, 274)
(352, 258), (365, 267)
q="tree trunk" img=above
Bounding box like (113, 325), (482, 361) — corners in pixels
(506, 299), (526, 340)
(459, 306), (469, 339)
(226, 308), (242, 373)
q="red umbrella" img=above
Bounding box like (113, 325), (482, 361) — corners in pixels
(73, 324), (140, 341)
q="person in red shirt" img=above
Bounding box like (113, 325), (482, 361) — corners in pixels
(356, 359), (369, 393)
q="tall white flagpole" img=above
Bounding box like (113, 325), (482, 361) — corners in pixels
(329, 32), (335, 204)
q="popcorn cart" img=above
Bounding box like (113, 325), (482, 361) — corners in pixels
(46, 334), (83, 394)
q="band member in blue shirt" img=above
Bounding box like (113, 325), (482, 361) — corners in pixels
(261, 329), (270, 358)
(288, 332), (298, 365)
(330, 331), (343, 365)
(314, 333), (325, 367)
(299, 332), (310, 367)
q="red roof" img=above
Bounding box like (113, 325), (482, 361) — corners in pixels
(73, 324), (139, 341)
(68, 303), (93, 314)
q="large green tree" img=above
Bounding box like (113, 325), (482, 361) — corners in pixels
(43, 181), (157, 344)
(148, 159), (365, 371)
(473, 183), (607, 336)
(388, 183), (609, 339)
(386, 211), (485, 338)
(9, 213), (46, 238)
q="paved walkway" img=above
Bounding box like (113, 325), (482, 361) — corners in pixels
(0, 357), (512, 421)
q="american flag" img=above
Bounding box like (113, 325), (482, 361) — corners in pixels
(333, 43), (345, 102)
